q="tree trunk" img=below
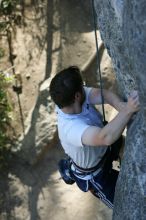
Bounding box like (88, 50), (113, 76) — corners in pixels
(94, 0), (146, 219)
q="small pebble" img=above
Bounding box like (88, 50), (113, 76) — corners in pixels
(26, 74), (31, 79)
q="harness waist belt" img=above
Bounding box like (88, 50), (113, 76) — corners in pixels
(72, 148), (110, 174)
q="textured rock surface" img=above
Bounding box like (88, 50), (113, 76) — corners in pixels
(94, 0), (146, 219)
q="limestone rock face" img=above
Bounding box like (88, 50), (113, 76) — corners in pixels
(94, 0), (146, 219)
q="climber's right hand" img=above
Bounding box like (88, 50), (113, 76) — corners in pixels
(125, 90), (140, 114)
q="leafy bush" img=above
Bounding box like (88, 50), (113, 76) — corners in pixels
(0, 72), (12, 168)
(0, 0), (21, 169)
(0, 0), (18, 15)
(0, 48), (5, 58)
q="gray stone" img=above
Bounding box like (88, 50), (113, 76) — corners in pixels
(94, 0), (146, 219)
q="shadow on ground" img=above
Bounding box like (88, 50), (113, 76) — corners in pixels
(0, 142), (65, 219)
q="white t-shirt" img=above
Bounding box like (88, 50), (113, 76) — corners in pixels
(56, 87), (108, 168)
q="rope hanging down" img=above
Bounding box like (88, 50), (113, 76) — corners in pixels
(91, 0), (106, 124)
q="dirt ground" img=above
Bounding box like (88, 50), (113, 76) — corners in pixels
(0, 1), (118, 219)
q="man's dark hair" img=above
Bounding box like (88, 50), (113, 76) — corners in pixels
(49, 66), (83, 108)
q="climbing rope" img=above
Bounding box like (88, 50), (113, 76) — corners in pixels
(91, 2), (124, 161)
(91, 0), (106, 124)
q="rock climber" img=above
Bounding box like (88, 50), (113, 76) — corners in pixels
(49, 66), (140, 208)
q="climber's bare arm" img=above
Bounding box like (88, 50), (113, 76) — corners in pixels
(89, 88), (126, 112)
(82, 91), (140, 147)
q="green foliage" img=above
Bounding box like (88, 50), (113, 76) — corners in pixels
(0, 0), (18, 15)
(0, 20), (9, 33)
(0, 72), (12, 168)
(0, 0), (21, 169)
(0, 0), (21, 60)
(0, 72), (12, 131)
(0, 48), (5, 58)
(0, 0), (20, 32)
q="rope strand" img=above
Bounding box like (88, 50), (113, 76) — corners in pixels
(91, 0), (106, 124)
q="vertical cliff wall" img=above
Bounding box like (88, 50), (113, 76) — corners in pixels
(94, 0), (146, 219)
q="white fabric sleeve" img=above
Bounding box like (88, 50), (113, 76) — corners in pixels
(66, 120), (90, 147)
